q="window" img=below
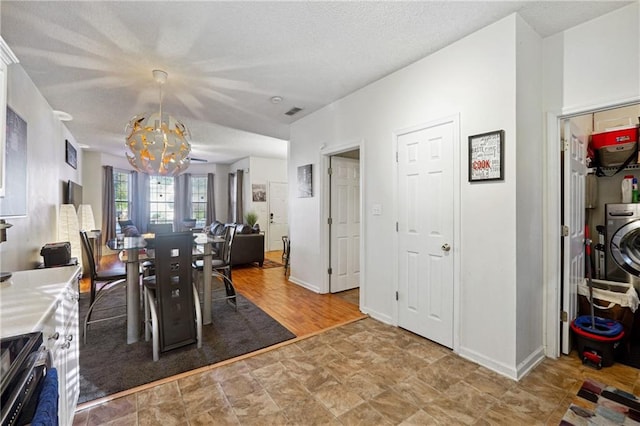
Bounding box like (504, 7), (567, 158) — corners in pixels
(112, 174), (211, 230)
(113, 170), (131, 232)
(191, 175), (207, 228)
(149, 176), (174, 224)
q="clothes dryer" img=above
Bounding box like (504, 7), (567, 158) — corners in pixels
(605, 203), (640, 287)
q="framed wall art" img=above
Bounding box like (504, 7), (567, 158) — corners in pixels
(0, 107), (27, 217)
(468, 130), (504, 182)
(297, 164), (313, 198)
(252, 183), (266, 202)
(65, 139), (77, 169)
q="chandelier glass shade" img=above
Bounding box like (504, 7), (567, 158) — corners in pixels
(125, 70), (191, 176)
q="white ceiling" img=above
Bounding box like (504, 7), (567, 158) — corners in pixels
(1, 1), (632, 164)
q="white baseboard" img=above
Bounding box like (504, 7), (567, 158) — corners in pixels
(287, 276), (321, 293)
(514, 346), (546, 380)
(361, 307), (393, 326)
(457, 345), (545, 381)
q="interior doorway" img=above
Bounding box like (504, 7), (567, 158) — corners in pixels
(559, 102), (640, 356)
(329, 150), (361, 294)
(268, 182), (288, 252)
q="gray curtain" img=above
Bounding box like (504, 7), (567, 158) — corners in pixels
(236, 169), (244, 223)
(206, 173), (216, 225)
(132, 172), (150, 233)
(228, 172), (234, 222)
(174, 173), (192, 231)
(101, 166), (115, 245)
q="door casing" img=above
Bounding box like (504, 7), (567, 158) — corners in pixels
(320, 140), (365, 297)
(546, 99), (640, 359)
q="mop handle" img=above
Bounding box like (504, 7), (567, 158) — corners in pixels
(585, 225), (596, 329)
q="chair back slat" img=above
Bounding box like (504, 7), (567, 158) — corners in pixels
(148, 223), (173, 235)
(79, 230), (97, 278)
(222, 225), (237, 265)
(153, 232), (197, 351)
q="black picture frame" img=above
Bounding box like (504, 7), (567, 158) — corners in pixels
(468, 130), (504, 182)
(65, 139), (77, 169)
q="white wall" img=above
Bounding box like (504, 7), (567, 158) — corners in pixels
(561, 3), (640, 113)
(0, 64), (82, 271)
(248, 157), (287, 234)
(514, 16), (544, 370)
(290, 15), (529, 375)
(229, 156), (288, 249)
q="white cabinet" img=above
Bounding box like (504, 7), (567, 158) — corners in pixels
(41, 279), (80, 426)
(0, 266), (81, 426)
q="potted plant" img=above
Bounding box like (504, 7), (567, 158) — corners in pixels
(245, 211), (259, 232)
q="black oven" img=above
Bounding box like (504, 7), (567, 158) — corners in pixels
(1, 332), (55, 426)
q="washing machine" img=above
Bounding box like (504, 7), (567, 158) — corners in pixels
(605, 203), (640, 287)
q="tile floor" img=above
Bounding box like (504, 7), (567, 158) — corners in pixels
(73, 318), (640, 425)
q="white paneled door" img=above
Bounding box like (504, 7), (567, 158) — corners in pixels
(268, 182), (288, 252)
(562, 121), (587, 354)
(397, 119), (455, 348)
(330, 156), (360, 293)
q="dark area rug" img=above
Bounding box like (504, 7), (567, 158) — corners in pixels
(78, 287), (295, 403)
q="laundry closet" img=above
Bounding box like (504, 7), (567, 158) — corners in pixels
(561, 103), (640, 367)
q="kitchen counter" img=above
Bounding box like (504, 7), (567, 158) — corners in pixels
(0, 265), (81, 337)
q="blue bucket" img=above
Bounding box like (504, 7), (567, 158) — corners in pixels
(573, 315), (624, 337)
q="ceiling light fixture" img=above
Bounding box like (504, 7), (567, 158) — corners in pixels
(270, 96), (283, 104)
(53, 110), (73, 121)
(125, 70), (191, 176)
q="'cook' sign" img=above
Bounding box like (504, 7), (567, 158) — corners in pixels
(468, 130), (504, 182)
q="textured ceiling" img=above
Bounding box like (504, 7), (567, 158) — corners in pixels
(1, 1), (632, 164)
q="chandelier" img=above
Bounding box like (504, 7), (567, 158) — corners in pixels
(125, 70), (191, 176)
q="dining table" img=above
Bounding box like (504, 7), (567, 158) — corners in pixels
(106, 232), (224, 344)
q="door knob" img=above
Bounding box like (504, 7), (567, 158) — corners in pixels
(441, 243), (451, 252)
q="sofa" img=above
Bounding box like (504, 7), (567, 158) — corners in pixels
(209, 221), (264, 267)
(231, 232), (265, 267)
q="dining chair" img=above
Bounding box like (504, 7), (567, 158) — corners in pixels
(80, 230), (128, 343)
(143, 232), (202, 361)
(192, 225), (237, 309)
(147, 223), (173, 235)
(181, 218), (197, 232)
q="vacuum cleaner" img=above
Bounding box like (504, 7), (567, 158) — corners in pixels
(571, 226), (625, 369)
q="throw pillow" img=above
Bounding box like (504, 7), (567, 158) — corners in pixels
(118, 220), (134, 229)
(210, 221), (226, 236)
(237, 224), (253, 234)
(121, 224), (140, 237)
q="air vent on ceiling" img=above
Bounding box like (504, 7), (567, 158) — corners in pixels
(285, 107), (303, 116)
(188, 157), (208, 163)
